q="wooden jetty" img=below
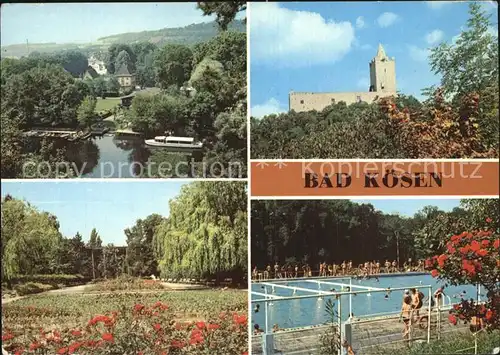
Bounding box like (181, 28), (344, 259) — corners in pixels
(251, 308), (469, 355)
(23, 127), (109, 141)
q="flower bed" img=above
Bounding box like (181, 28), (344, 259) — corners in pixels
(1, 290), (248, 354)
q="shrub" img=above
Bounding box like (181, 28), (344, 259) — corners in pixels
(14, 282), (56, 296)
(10, 274), (89, 287)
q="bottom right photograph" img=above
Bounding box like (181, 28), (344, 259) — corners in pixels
(250, 198), (499, 355)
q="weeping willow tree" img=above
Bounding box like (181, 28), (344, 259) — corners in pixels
(155, 181), (247, 284)
(1, 196), (62, 283)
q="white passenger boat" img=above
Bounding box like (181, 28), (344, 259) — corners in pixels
(144, 136), (203, 150)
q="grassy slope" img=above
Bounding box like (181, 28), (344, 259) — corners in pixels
(1, 20), (246, 58)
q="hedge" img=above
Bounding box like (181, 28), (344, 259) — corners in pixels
(9, 274), (91, 287)
(14, 282), (56, 296)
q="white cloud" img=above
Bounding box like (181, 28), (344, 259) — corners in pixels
(250, 2), (355, 67)
(251, 98), (287, 118)
(376, 12), (399, 28)
(426, 1), (453, 10)
(357, 77), (370, 89)
(356, 16), (365, 29)
(425, 29), (444, 45)
(408, 45), (430, 62)
(480, 1), (498, 12)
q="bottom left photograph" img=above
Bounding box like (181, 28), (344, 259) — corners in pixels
(1, 180), (248, 354)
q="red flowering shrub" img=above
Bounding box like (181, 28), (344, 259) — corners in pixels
(425, 220), (500, 331)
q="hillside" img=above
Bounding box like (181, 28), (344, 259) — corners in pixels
(1, 20), (246, 58)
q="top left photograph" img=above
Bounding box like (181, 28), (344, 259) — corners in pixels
(1, 2), (247, 179)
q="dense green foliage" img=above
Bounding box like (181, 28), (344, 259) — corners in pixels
(155, 182), (248, 284)
(197, 2), (247, 31)
(251, 4), (498, 159)
(251, 199), (498, 268)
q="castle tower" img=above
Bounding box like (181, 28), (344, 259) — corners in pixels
(369, 44), (396, 93)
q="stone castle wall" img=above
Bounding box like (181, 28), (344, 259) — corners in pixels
(289, 91), (397, 112)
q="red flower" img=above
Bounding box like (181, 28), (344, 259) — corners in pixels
(424, 259), (433, 268)
(485, 310), (494, 321)
(102, 333), (114, 342)
(481, 240), (490, 247)
(88, 315), (113, 327)
(437, 254), (448, 267)
(476, 249), (488, 257)
(493, 239), (500, 249)
(70, 329), (82, 337)
(470, 240), (481, 252)
(57, 348), (68, 354)
(171, 340), (186, 349)
(453, 304), (460, 310)
(134, 304), (145, 313)
(29, 342), (42, 351)
(459, 246), (470, 254)
(486, 217), (492, 223)
(153, 323), (162, 332)
(208, 323), (220, 330)
(68, 342), (83, 353)
(430, 269), (439, 278)
(2, 333), (14, 341)
(448, 314), (457, 325)
(196, 321), (206, 330)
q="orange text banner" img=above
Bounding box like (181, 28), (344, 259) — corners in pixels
(250, 161), (499, 197)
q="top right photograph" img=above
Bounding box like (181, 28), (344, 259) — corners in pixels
(250, 1), (499, 159)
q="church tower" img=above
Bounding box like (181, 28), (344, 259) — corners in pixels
(369, 44), (396, 93)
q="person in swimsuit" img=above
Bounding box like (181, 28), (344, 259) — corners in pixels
(410, 288), (424, 320)
(434, 287), (446, 308)
(470, 315), (484, 333)
(274, 262), (280, 279)
(400, 295), (414, 340)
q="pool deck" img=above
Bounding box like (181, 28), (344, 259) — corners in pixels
(251, 308), (470, 355)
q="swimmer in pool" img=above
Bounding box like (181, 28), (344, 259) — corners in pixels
(254, 304), (260, 313)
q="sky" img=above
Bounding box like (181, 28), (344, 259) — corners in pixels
(1, 181), (188, 246)
(0, 3), (244, 46)
(354, 198), (461, 217)
(249, 1), (499, 117)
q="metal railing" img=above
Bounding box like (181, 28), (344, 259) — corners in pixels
(251, 283), (434, 355)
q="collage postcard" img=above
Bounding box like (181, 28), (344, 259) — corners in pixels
(0, 1), (499, 355)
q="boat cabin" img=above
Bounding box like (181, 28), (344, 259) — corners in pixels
(154, 136), (195, 144)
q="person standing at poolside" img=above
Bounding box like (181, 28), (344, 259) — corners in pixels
(399, 294), (414, 340)
(274, 262), (280, 279)
(434, 287), (446, 307)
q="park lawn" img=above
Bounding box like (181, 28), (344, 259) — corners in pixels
(95, 97), (121, 113)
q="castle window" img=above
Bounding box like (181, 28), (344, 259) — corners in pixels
(356, 96), (362, 103)
(300, 100), (304, 104)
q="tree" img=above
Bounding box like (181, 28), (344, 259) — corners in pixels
(77, 96), (97, 129)
(424, 217), (499, 331)
(106, 76), (120, 93)
(124, 214), (164, 276)
(1, 64), (87, 128)
(1, 197), (62, 281)
(155, 181), (247, 284)
(106, 44), (136, 74)
(88, 228), (102, 248)
(115, 50), (133, 74)
(56, 50), (89, 78)
(154, 44), (193, 88)
(425, 2), (499, 150)
(197, 1), (247, 31)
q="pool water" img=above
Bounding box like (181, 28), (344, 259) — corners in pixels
(251, 274), (481, 332)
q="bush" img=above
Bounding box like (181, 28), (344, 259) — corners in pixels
(85, 275), (166, 292)
(10, 274), (90, 287)
(14, 282), (56, 296)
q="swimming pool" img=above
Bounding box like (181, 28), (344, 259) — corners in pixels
(251, 274), (481, 332)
